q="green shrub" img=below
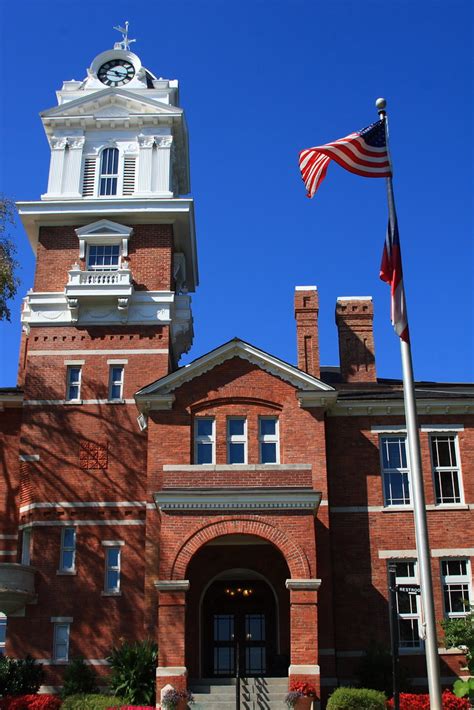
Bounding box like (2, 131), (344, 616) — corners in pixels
(0, 656), (44, 696)
(61, 695), (125, 710)
(327, 687), (387, 709)
(61, 657), (98, 697)
(107, 640), (157, 705)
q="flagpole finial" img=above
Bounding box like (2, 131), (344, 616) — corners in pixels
(376, 97), (387, 119)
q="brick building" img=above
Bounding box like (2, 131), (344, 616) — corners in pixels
(0, 38), (473, 709)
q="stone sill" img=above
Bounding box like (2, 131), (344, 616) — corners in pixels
(101, 591), (122, 597)
(163, 464), (312, 472)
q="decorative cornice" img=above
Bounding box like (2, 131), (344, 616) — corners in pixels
(153, 488), (321, 513)
(285, 578), (322, 591)
(297, 391), (338, 409)
(329, 398), (474, 417)
(154, 580), (190, 592)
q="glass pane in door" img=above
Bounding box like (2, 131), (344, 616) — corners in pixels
(213, 646), (234, 675)
(213, 615), (235, 675)
(245, 646), (266, 675)
(214, 614), (234, 641)
(245, 614), (265, 641)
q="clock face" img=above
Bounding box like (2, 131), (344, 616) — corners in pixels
(98, 59), (135, 87)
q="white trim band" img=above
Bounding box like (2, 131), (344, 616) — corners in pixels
(19, 501), (146, 513)
(378, 548), (474, 559)
(163, 464), (312, 472)
(24, 399), (136, 406)
(28, 349), (168, 356)
(19, 520), (145, 529)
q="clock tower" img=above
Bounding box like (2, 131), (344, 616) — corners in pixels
(18, 28), (197, 370)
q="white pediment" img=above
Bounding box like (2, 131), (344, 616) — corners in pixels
(41, 88), (183, 120)
(135, 339), (336, 407)
(75, 219), (133, 238)
(94, 105), (131, 118)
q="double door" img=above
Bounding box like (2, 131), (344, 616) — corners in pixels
(213, 611), (267, 676)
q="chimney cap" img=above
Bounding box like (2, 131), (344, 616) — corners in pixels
(336, 296), (372, 301)
(295, 285), (317, 291)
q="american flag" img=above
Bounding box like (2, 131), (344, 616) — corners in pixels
(380, 210), (409, 342)
(299, 120), (392, 198)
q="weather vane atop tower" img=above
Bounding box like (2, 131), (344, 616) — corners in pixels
(113, 21), (136, 51)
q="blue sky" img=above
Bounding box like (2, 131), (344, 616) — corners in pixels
(0, 0), (473, 386)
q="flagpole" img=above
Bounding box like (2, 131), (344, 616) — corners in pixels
(376, 98), (443, 710)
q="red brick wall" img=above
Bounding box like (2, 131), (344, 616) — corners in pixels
(326, 413), (474, 684)
(34, 224), (174, 293)
(0, 407), (22, 541)
(7, 522), (146, 663)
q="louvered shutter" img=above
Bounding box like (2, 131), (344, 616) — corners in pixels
(82, 157), (96, 197)
(123, 156), (137, 195)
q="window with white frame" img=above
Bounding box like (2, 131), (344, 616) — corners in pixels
(380, 436), (411, 506)
(105, 546), (121, 594)
(393, 560), (422, 649)
(99, 147), (119, 196)
(441, 559), (472, 617)
(227, 417), (247, 464)
(431, 434), (463, 505)
(66, 366), (81, 402)
(53, 623), (70, 662)
(59, 527), (76, 573)
(21, 528), (32, 566)
(0, 614), (6, 655)
(194, 418), (215, 464)
(87, 243), (121, 270)
(109, 366), (124, 401)
(259, 417), (279, 464)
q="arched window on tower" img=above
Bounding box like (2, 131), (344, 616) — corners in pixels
(99, 148), (119, 196)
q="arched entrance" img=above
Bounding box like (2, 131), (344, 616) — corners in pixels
(202, 572), (277, 677)
(185, 534), (291, 679)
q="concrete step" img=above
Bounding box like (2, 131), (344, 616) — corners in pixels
(189, 677), (289, 709)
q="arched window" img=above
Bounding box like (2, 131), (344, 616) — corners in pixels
(99, 148), (119, 196)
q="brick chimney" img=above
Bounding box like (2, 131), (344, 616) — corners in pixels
(335, 297), (377, 383)
(294, 286), (320, 378)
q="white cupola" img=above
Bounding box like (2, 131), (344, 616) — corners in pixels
(40, 25), (190, 201)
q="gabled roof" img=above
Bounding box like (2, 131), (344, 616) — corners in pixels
(135, 338), (336, 411)
(41, 87), (183, 119)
